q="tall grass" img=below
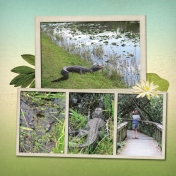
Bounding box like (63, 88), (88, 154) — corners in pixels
(19, 92), (66, 154)
(51, 119), (65, 154)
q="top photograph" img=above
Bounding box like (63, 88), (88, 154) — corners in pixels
(35, 16), (146, 89)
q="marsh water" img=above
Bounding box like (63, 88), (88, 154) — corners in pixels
(41, 21), (140, 87)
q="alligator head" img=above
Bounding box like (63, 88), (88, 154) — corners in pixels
(91, 64), (103, 72)
(92, 108), (103, 118)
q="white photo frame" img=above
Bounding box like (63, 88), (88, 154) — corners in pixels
(35, 16), (146, 89)
(115, 90), (167, 160)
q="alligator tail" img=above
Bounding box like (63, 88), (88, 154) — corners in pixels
(70, 141), (93, 148)
(51, 76), (68, 82)
(77, 136), (98, 148)
(78, 142), (93, 148)
(51, 69), (69, 82)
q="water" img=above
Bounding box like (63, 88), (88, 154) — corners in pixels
(41, 21), (140, 87)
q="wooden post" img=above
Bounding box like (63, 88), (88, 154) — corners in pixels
(117, 122), (128, 143)
(125, 125), (127, 138)
(119, 130), (122, 142)
(149, 124), (152, 137)
(156, 128), (159, 142)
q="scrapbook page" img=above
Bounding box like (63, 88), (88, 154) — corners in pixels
(2, 1), (176, 176)
(15, 16), (167, 159)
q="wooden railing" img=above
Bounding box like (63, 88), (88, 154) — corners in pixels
(117, 121), (128, 143)
(121, 118), (162, 144)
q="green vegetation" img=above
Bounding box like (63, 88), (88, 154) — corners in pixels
(41, 33), (125, 89)
(118, 94), (163, 123)
(147, 73), (169, 91)
(69, 109), (87, 130)
(19, 92), (65, 154)
(10, 54), (35, 88)
(51, 119), (65, 154)
(117, 141), (126, 154)
(68, 93), (114, 155)
(68, 114), (114, 155)
(117, 94), (163, 139)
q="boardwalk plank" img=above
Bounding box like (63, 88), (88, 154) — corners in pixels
(119, 130), (161, 156)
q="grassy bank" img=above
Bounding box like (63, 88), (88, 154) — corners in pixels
(41, 33), (126, 89)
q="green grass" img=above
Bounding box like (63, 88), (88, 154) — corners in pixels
(41, 33), (126, 89)
(19, 92), (66, 154)
(68, 110), (114, 155)
(117, 141), (126, 154)
(51, 119), (65, 154)
(69, 109), (87, 130)
(68, 117), (114, 155)
(20, 119), (65, 154)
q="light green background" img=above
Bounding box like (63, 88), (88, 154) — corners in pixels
(0, 0), (176, 175)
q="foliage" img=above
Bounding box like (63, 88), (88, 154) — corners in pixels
(68, 93), (114, 155)
(104, 94), (114, 119)
(21, 91), (65, 107)
(158, 142), (162, 149)
(147, 73), (169, 91)
(69, 93), (114, 120)
(69, 109), (87, 130)
(117, 94), (163, 138)
(118, 94), (163, 123)
(51, 119), (65, 153)
(19, 92), (66, 154)
(21, 54), (35, 66)
(10, 54), (35, 88)
(117, 141), (126, 154)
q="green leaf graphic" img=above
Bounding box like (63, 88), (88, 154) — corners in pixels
(10, 54), (36, 88)
(20, 73), (35, 88)
(10, 73), (35, 87)
(11, 66), (35, 74)
(10, 74), (26, 85)
(29, 79), (35, 88)
(147, 73), (169, 91)
(21, 54), (35, 66)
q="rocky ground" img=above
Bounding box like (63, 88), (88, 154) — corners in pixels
(19, 92), (66, 153)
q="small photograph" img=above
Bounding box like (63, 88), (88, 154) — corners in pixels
(68, 93), (114, 155)
(116, 93), (166, 158)
(18, 91), (66, 154)
(36, 16), (146, 89)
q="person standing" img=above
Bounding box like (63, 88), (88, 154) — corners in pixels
(131, 108), (140, 139)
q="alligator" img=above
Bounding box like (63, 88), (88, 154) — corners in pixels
(69, 108), (106, 148)
(51, 63), (103, 82)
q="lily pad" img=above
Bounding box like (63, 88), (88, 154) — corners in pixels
(147, 73), (169, 91)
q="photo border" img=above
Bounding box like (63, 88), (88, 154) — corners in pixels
(35, 16), (146, 89)
(16, 88), (166, 160)
(116, 89), (167, 160)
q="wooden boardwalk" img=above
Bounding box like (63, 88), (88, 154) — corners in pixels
(119, 130), (162, 156)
